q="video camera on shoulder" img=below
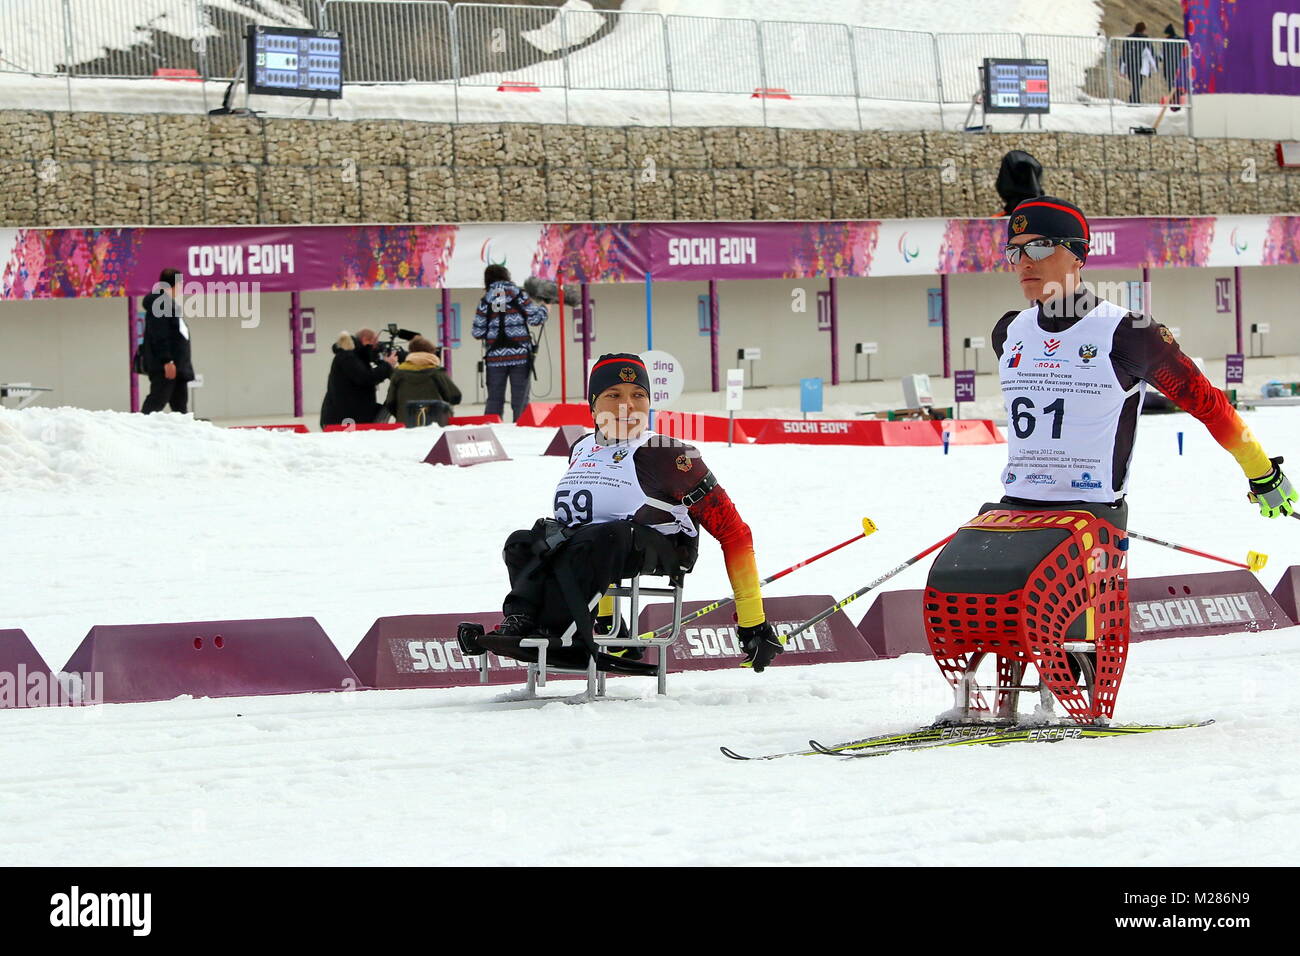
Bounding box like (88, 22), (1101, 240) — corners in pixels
(376, 323), (422, 363)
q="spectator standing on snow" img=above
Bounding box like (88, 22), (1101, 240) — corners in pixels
(140, 268), (195, 415)
(471, 265), (548, 423)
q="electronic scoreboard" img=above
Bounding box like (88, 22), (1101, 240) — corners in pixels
(247, 25), (343, 99)
(982, 58), (1049, 114)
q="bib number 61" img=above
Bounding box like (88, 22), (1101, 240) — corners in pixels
(1010, 396), (1065, 440)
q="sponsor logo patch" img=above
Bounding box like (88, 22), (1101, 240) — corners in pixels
(1078, 343), (1098, 362)
(1071, 471), (1103, 490)
(1042, 338), (1061, 356)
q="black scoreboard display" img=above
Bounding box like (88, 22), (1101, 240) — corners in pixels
(982, 58), (1050, 114)
(247, 25), (343, 99)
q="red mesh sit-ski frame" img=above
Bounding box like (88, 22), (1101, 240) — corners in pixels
(924, 509), (1129, 724)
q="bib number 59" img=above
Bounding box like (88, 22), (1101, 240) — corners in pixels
(1011, 396), (1065, 440)
(555, 489), (593, 525)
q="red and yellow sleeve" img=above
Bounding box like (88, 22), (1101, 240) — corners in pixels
(690, 485), (764, 627)
(1140, 327), (1272, 480)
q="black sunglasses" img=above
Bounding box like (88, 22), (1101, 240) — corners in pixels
(1003, 237), (1089, 265)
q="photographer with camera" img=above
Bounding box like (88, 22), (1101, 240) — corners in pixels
(319, 327), (398, 430)
(471, 265), (548, 423)
(383, 335), (462, 427)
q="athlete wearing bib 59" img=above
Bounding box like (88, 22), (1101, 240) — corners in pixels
(479, 352), (782, 672)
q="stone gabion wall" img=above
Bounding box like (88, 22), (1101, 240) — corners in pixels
(1, 110), (1297, 227)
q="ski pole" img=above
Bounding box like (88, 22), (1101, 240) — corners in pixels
(1126, 530), (1267, 572)
(636, 517), (879, 640)
(783, 532), (956, 643)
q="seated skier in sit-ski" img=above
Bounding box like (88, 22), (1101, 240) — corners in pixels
(459, 352), (783, 673)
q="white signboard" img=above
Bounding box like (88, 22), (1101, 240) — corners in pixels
(641, 349), (684, 408)
(725, 368), (745, 411)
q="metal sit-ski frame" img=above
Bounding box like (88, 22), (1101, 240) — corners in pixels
(480, 573), (686, 702)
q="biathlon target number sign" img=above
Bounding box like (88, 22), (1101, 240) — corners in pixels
(248, 26), (343, 99)
(983, 58), (1050, 114)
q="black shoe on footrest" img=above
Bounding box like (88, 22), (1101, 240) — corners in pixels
(456, 622), (487, 656)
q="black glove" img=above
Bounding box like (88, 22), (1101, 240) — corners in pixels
(1248, 456), (1298, 518)
(738, 621), (784, 672)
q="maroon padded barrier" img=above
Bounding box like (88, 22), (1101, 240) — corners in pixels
(639, 594), (877, 671)
(347, 612), (547, 689)
(1128, 570), (1293, 641)
(60, 617), (361, 704)
(855, 588), (928, 658)
(0, 629), (57, 708)
(422, 427), (510, 467)
(1268, 565), (1300, 625)
(543, 425), (589, 457)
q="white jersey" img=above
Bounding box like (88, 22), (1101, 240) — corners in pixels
(555, 431), (699, 537)
(998, 298), (1145, 502)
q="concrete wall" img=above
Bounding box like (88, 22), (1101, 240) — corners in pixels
(4, 110), (1300, 227)
(1192, 95), (1300, 141)
(7, 262), (1293, 420)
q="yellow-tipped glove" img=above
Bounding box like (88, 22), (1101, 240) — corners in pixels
(1248, 456), (1298, 518)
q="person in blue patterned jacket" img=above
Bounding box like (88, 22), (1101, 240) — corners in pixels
(471, 265), (549, 422)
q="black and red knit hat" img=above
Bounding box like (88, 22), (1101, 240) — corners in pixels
(1007, 196), (1091, 261)
(587, 353), (651, 408)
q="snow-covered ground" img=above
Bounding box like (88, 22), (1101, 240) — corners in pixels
(1, 404), (1298, 865)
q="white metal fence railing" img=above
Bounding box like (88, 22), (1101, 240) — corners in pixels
(1, 0), (1193, 133)
(1110, 36), (1191, 107)
(565, 10), (667, 93)
(1023, 34), (1110, 104)
(935, 32), (1027, 104)
(321, 0), (453, 84)
(853, 27), (940, 103)
(664, 15), (761, 95)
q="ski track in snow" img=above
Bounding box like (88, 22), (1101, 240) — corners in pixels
(1, 405), (1298, 865)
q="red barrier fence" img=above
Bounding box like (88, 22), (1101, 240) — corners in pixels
(639, 594), (877, 670)
(60, 618), (360, 704)
(0, 629), (56, 709)
(4, 568), (1295, 707)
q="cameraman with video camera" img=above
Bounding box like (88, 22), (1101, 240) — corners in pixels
(472, 265), (548, 423)
(319, 327), (398, 429)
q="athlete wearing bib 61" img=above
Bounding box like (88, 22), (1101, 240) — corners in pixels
(477, 352), (782, 672)
(995, 196), (1296, 516)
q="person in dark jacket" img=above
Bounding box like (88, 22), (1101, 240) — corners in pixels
(1120, 22), (1154, 104)
(471, 265), (548, 422)
(140, 268), (195, 414)
(383, 335), (463, 427)
(320, 328), (397, 429)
